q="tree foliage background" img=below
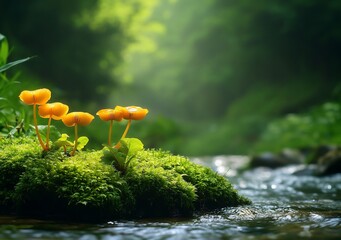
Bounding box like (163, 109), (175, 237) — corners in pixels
(1, 0), (341, 155)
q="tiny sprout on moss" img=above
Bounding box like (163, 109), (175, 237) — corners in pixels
(62, 112), (94, 156)
(96, 107), (123, 146)
(19, 88), (51, 151)
(38, 102), (69, 149)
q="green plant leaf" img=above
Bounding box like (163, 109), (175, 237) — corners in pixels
(0, 57), (34, 73)
(36, 124), (61, 141)
(101, 147), (116, 165)
(7, 119), (25, 137)
(120, 138), (144, 158)
(100, 138), (144, 174)
(59, 133), (70, 142)
(76, 136), (89, 150)
(0, 33), (9, 66)
(48, 125), (62, 140)
(54, 133), (73, 148)
(102, 145), (126, 166)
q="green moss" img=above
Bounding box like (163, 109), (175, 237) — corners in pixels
(14, 151), (134, 221)
(134, 150), (251, 210)
(125, 164), (196, 217)
(0, 137), (42, 209)
(0, 136), (251, 221)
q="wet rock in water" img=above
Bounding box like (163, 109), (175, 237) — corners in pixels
(316, 148), (341, 175)
(250, 149), (304, 169)
(305, 145), (337, 164)
(250, 152), (281, 168)
(292, 164), (318, 176)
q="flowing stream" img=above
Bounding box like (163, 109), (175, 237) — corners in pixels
(0, 156), (340, 239)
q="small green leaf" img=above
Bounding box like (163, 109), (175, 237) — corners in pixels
(101, 148), (115, 165)
(100, 138), (144, 174)
(59, 133), (70, 141)
(76, 136), (89, 150)
(54, 133), (73, 148)
(120, 138), (144, 157)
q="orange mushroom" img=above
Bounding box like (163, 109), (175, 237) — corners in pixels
(19, 88), (51, 151)
(19, 88), (51, 105)
(96, 107), (123, 146)
(38, 102), (69, 149)
(62, 112), (94, 156)
(114, 106), (148, 148)
(121, 106), (149, 121)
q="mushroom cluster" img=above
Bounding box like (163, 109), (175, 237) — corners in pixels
(97, 106), (149, 148)
(19, 88), (148, 155)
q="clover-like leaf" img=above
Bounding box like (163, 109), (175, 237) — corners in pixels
(76, 136), (89, 151)
(54, 133), (73, 148)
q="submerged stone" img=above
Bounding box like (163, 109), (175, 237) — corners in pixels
(0, 136), (251, 222)
(250, 149), (304, 169)
(316, 148), (341, 175)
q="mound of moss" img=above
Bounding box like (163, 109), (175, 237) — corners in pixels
(0, 136), (251, 221)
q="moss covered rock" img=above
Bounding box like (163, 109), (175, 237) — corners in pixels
(0, 136), (251, 221)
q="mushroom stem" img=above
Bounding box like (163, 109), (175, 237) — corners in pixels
(121, 119), (131, 140)
(108, 120), (113, 146)
(71, 124), (78, 156)
(114, 119), (131, 149)
(33, 104), (47, 151)
(45, 117), (52, 149)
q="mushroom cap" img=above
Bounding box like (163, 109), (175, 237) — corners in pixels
(96, 108), (123, 121)
(62, 112), (94, 127)
(19, 88), (51, 105)
(119, 106), (149, 120)
(38, 102), (69, 120)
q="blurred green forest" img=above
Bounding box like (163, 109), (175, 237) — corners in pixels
(1, 0), (341, 156)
